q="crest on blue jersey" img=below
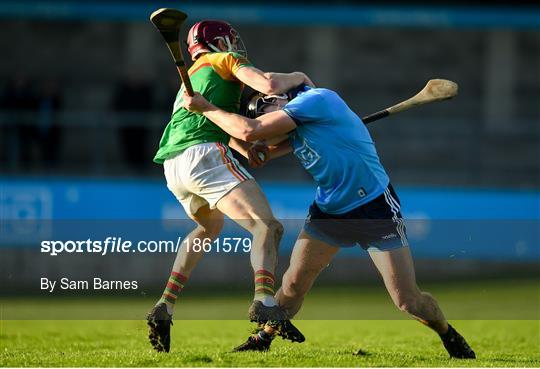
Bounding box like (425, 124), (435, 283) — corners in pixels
(294, 139), (320, 169)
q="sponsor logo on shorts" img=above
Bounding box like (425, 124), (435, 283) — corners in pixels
(382, 233), (397, 240)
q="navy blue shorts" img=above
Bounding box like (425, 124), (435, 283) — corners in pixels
(303, 184), (408, 251)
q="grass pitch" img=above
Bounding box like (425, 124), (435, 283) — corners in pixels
(2, 320), (539, 367)
(1, 280), (539, 367)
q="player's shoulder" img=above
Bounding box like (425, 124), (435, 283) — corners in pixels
(283, 87), (333, 122)
(305, 88), (345, 109)
(204, 51), (251, 65)
(292, 87), (335, 104)
(310, 87), (338, 98)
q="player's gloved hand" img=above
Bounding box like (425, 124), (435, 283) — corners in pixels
(182, 92), (211, 113)
(248, 141), (270, 168)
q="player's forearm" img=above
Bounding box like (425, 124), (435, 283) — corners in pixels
(265, 134), (289, 146)
(202, 106), (260, 142)
(183, 93), (293, 142)
(236, 66), (313, 95)
(263, 72), (308, 94)
(227, 137), (251, 159)
(268, 139), (293, 159)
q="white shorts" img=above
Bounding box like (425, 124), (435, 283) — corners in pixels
(164, 142), (253, 215)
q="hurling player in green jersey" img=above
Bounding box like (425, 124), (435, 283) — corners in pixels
(147, 20), (314, 353)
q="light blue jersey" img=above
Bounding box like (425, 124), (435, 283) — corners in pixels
(283, 87), (390, 214)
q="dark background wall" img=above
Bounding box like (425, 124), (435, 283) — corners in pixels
(1, 3), (539, 189)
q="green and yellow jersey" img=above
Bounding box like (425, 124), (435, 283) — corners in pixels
(153, 52), (252, 164)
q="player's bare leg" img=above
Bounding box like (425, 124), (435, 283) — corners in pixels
(217, 179), (303, 347)
(276, 232), (339, 318)
(368, 246), (475, 358)
(369, 246), (447, 332)
(217, 179), (281, 278)
(147, 204), (224, 353)
(234, 232), (337, 351)
(217, 179), (282, 311)
(165, 204), (224, 312)
(216, 180), (287, 324)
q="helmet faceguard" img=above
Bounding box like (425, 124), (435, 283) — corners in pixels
(243, 84), (309, 118)
(187, 20), (247, 60)
(245, 93), (289, 119)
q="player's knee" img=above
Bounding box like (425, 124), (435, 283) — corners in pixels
(421, 291), (435, 301)
(268, 218), (284, 241)
(250, 218), (283, 241)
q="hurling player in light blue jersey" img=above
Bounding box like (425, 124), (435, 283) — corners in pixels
(183, 85), (475, 358)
